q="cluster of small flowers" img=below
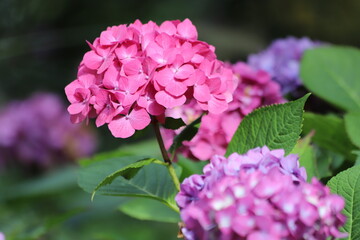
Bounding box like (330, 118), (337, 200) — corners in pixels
(176, 147), (346, 240)
(248, 37), (322, 94)
(0, 93), (97, 169)
(162, 63), (284, 160)
(65, 19), (236, 138)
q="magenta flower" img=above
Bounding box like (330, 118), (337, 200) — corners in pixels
(176, 148), (347, 240)
(65, 19), (236, 138)
(0, 93), (97, 169)
(162, 62), (284, 161)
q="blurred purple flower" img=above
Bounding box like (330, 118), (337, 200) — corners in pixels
(248, 37), (323, 94)
(0, 92), (97, 169)
(177, 147), (346, 240)
(0, 232), (4, 240)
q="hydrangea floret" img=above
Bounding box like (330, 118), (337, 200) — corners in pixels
(65, 19), (236, 138)
(248, 37), (322, 94)
(162, 63), (284, 160)
(176, 146), (346, 240)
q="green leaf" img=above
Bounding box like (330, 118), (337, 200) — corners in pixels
(290, 131), (316, 180)
(0, 166), (77, 201)
(176, 155), (207, 181)
(226, 94), (310, 156)
(327, 165), (360, 239)
(78, 156), (179, 211)
(345, 112), (360, 149)
(163, 117), (186, 130)
(79, 139), (160, 167)
(354, 151), (360, 165)
(303, 112), (356, 161)
(91, 158), (165, 201)
(169, 114), (203, 154)
(301, 46), (360, 112)
(118, 198), (180, 223)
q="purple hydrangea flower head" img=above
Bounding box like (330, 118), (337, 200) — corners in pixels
(176, 147), (346, 240)
(0, 232), (4, 240)
(248, 37), (322, 94)
(0, 92), (97, 169)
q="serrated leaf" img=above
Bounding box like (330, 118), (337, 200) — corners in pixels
(78, 156), (180, 211)
(163, 117), (186, 130)
(169, 114), (203, 154)
(327, 165), (360, 239)
(91, 158), (164, 200)
(301, 46), (360, 112)
(345, 112), (360, 149)
(303, 112), (356, 161)
(118, 198), (180, 223)
(226, 94), (310, 156)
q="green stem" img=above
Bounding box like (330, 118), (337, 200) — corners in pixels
(152, 118), (171, 164)
(167, 163), (181, 191)
(152, 118), (180, 191)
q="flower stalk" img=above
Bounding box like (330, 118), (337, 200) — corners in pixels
(152, 118), (180, 191)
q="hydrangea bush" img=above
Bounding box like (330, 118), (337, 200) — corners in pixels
(62, 19), (360, 240)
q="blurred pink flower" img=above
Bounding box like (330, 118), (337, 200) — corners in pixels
(65, 19), (236, 138)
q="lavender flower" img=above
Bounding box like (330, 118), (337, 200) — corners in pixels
(248, 37), (322, 94)
(176, 147), (346, 240)
(0, 92), (97, 169)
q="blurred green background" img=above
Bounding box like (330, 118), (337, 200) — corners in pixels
(1, 0), (360, 239)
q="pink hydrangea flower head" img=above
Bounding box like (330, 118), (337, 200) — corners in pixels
(176, 148), (347, 240)
(162, 62), (284, 161)
(65, 19), (236, 138)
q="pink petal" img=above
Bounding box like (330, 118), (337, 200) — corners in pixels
(108, 116), (135, 138)
(154, 67), (174, 86)
(123, 59), (142, 76)
(155, 91), (186, 108)
(83, 51), (103, 70)
(194, 84), (211, 102)
(97, 54), (114, 74)
(190, 140), (213, 160)
(68, 102), (85, 114)
(208, 96), (228, 114)
(177, 19), (198, 40)
(175, 64), (194, 79)
(119, 77), (140, 94)
(159, 21), (177, 35)
(147, 101), (164, 116)
(65, 80), (82, 102)
(165, 80), (188, 97)
(103, 64), (120, 89)
(128, 108), (151, 130)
